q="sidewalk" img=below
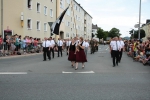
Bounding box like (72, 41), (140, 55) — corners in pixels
(0, 52), (42, 59)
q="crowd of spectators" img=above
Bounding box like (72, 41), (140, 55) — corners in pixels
(0, 34), (43, 57)
(124, 39), (150, 65)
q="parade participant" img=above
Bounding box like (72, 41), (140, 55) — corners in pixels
(110, 37), (121, 67)
(110, 38), (114, 58)
(118, 37), (125, 63)
(68, 38), (76, 68)
(66, 39), (71, 55)
(57, 38), (63, 57)
(84, 39), (89, 57)
(49, 37), (55, 58)
(75, 37), (87, 70)
(90, 39), (95, 54)
(42, 37), (51, 61)
(95, 40), (99, 52)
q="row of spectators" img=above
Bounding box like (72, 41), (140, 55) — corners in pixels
(0, 34), (43, 56)
(124, 39), (150, 65)
(0, 34), (83, 57)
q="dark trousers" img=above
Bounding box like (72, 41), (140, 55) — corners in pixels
(43, 47), (50, 60)
(50, 48), (54, 58)
(58, 46), (62, 57)
(66, 46), (69, 55)
(112, 50), (119, 66)
(91, 46), (95, 54)
(119, 49), (123, 62)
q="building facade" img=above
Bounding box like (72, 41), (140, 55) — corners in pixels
(142, 22), (150, 40)
(92, 24), (99, 38)
(58, 0), (92, 39)
(0, 0), (92, 40)
(0, 0), (56, 39)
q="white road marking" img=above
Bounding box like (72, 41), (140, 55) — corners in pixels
(0, 72), (28, 75)
(106, 47), (109, 50)
(62, 71), (95, 73)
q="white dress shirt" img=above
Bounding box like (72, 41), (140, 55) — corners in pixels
(42, 40), (51, 47)
(111, 41), (121, 51)
(85, 42), (89, 48)
(66, 41), (71, 46)
(49, 40), (55, 47)
(57, 40), (63, 46)
(119, 40), (125, 49)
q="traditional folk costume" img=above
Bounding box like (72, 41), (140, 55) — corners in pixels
(76, 42), (87, 63)
(68, 42), (76, 61)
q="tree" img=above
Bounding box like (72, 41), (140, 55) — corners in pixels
(103, 31), (109, 40)
(133, 29), (146, 39)
(108, 28), (121, 38)
(96, 28), (105, 42)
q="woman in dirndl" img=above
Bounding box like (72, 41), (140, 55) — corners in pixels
(68, 38), (76, 68)
(75, 37), (87, 70)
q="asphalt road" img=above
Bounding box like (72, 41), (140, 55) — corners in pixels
(0, 45), (150, 100)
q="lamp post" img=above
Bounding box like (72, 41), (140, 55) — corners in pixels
(138, 0), (142, 39)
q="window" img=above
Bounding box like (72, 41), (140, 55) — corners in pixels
(37, 3), (40, 12)
(44, 6), (47, 15)
(44, 23), (47, 31)
(50, 9), (53, 17)
(27, 19), (32, 29)
(67, 0), (70, 4)
(37, 21), (40, 30)
(76, 5), (77, 10)
(60, 0), (64, 8)
(27, 0), (32, 9)
(68, 22), (70, 26)
(67, 9), (70, 16)
(66, 33), (69, 37)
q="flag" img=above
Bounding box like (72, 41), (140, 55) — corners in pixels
(48, 5), (70, 36)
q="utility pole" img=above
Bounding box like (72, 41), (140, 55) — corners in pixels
(138, 0), (141, 39)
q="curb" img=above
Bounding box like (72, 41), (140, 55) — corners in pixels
(0, 53), (42, 59)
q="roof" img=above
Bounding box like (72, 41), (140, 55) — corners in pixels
(92, 24), (99, 29)
(73, 0), (92, 18)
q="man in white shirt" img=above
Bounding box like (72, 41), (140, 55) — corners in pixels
(66, 39), (71, 55)
(84, 39), (89, 57)
(49, 37), (55, 58)
(118, 37), (125, 63)
(57, 38), (63, 57)
(110, 38), (115, 58)
(110, 37), (122, 67)
(42, 37), (51, 61)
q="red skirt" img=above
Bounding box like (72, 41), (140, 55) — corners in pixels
(76, 50), (87, 62)
(68, 51), (76, 61)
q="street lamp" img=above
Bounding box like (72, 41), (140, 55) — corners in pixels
(138, 0), (142, 39)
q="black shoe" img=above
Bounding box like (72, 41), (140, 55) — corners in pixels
(113, 65), (115, 67)
(43, 60), (46, 61)
(57, 56), (59, 57)
(116, 63), (118, 66)
(49, 58), (51, 60)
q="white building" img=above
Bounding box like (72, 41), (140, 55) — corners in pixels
(58, 0), (92, 39)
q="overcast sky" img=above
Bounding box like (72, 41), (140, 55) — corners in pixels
(76, 0), (150, 37)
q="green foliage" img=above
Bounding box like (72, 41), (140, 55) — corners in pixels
(132, 29), (146, 39)
(95, 27), (121, 41)
(108, 28), (121, 38)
